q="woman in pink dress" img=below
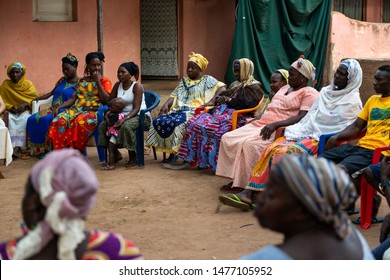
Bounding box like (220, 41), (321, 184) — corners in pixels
(216, 56), (318, 193)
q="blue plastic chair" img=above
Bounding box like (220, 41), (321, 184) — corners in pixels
(135, 90), (160, 166)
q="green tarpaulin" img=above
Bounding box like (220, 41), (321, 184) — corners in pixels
(226, 0), (332, 95)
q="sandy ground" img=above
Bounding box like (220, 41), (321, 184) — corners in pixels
(0, 86), (388, 259)
(0, 147), (389, 260)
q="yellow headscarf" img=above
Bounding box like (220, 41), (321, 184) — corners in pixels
(233, 58), (255, 87)
(188, 52), (209, 71)
(276, 69), (289, 83)
(0, 62), (38, 110)
(291, 55), (316, 85)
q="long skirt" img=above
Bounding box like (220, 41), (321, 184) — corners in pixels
(247, 137), (319, 190)
(177, 105), (245, 170)
(8, 111), (30, 147)
(49, 108), (98, 151)
(98, 115), (151, 151)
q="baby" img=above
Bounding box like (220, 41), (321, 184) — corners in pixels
(106, 97), (126, 138)
(102, 97), (126, 170)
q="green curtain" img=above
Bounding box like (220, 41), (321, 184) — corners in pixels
(225, 0), (332, 95)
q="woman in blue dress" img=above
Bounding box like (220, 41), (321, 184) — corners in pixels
(27, 53), (79, 157)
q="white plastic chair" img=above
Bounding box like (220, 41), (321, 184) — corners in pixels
(31, 96), (53, 114)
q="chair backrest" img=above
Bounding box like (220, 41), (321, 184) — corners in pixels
(144, 90), (160, 110)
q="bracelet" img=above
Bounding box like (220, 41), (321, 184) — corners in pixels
(379, 180), (390, 192)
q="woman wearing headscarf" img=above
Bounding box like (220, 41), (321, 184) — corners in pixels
(242, 154), (373, 260)
(165, 58), (264, 171)
(220, 59), (363, 210)
(98, 61), (148, 169)
(216, 55), (318, 192)
(48, 52), (112, 153)
(146, 52), (226, 161)
(27, 53), (80, 158)
(0, 149), (143, 260)
(0, 62), (38, 159)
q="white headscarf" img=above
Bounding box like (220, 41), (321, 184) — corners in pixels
(285, 59), (363, 141)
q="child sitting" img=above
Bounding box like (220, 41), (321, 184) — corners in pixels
(101, 97), (126, 170)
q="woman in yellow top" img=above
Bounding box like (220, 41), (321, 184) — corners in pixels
(146, 52), (226, 161)
(0, 62), (38, 158)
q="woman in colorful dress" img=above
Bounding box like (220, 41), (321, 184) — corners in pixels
(0, 62), (38, 159)
(0, 149), (143, 260)
(167, 58), (263, 171)
(27, 53), (79, 158)
(146, 52), (226, 161)
(98, 62), (149, 169)
(215, 56), (318, 193)
(219, 59), (363, 210)
(49, 52), (112, 152)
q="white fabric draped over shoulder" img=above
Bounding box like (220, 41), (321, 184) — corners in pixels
(285, 59), (363, 141)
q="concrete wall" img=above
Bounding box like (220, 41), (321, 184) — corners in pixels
(0, 0), (140, 94)
(324, 11), (390, 103)
(0, 0), (236, 95)
(180, 0), (236, 81)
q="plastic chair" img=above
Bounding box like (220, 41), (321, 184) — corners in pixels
(84, 105), (108, 163)
(31, 97), (53, 114)
(135, 90), (160, 166)
(317, 129), (386, 229)
(195, 96), (265, 130)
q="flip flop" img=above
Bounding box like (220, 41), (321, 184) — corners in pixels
(161, 162), (190, 170)
(100, 165), (115, 171)
(352, 216), (384, 225)
(218, 193), (252, 211)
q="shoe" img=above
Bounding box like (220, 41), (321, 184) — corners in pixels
(218, 193), (253, 211)
(162, 162), (190, 170)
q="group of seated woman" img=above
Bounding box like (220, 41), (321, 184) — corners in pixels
(0, 51), (150, 168)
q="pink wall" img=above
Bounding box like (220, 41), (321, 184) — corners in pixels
(180, 0), (236, 81)
(326, 11), (390, 83)
(0, 0), (235, 94)
(0, 0), (140, 94)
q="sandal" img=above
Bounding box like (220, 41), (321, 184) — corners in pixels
(218, 193), (253, 211)
(100, 164), (115, 171)
(352, 216), (384, 225)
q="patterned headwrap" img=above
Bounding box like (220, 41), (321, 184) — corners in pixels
(276, 69), (289, 83)
(62, 53), (78, 67)
(13, 149), (99, 260)
(233, 58), (255, 87)
(188, 52), (208, 71)
(274, 154), (357, 240)
(0, 62), (38, 110)
(291, 55), (316, 85)
(120, 62), (140, 81)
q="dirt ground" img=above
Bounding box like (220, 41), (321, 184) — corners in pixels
(1, 147), (389, 260)
(0, 86), (388, 260)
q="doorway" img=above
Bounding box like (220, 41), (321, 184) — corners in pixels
(140, 0), (178, 79)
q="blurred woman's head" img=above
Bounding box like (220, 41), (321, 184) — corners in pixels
(16, 149), (99, 260)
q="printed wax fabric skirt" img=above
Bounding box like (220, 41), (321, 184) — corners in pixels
(177, 104), (246, 170)
(146, 111), (187, 154)
(49, 107), (98, 151)
(247, 137), (319, 190)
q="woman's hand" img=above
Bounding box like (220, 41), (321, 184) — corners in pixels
(9, 107), (18, 114)
(260, 123), (277, 140)
(324, 136), (338, 151)
(114, 119), (125, 128)
(159, 104), (170, 115)
(17, 103), (29, 113)
(52, 108), (60, 118)
(215, 96), (230, 106)
(91, 70), (102, 83)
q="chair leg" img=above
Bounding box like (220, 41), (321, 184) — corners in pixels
(359, 177), (376, 229)
(163, 152), (166, 162)
(93, 127), (106, 163)
(153, 147), (157, 160)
